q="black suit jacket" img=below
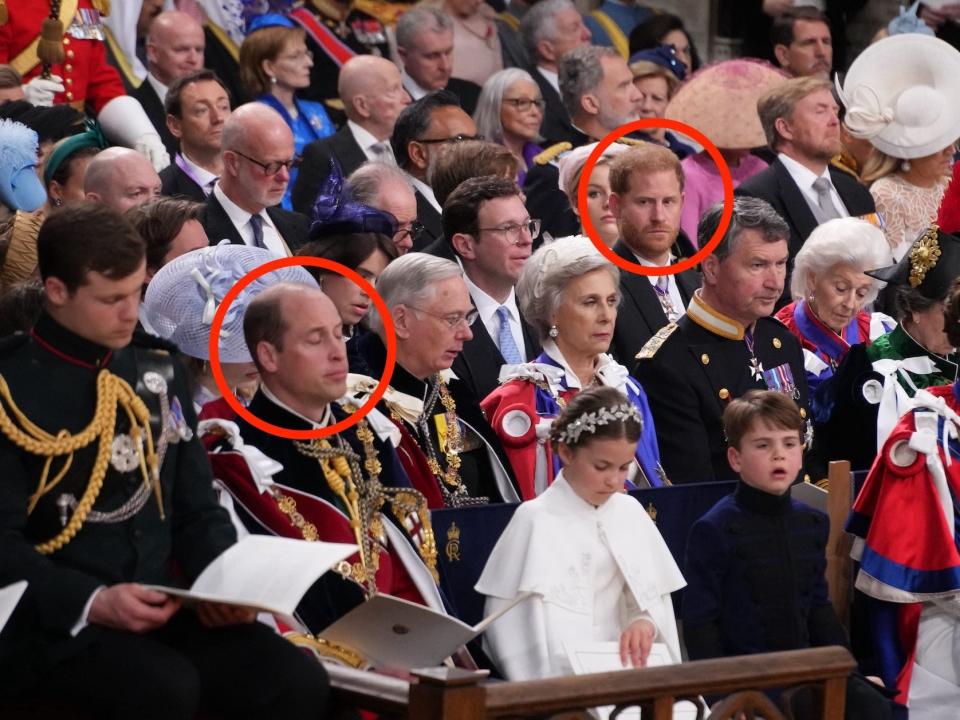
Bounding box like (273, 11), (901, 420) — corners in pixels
(452, 296), (540, 403)
(610, 240), (701, 364)
(523, 160), (582, 242)
(414, 189), (444, 249)
(445, 77), (482, 116)
(735, 158), (875, 304)
(159, 161), (206, 203)
(203, 24), (248, 106)
(201, 191), (310, 253)
(291, 125), (369, 215)
(132, 78), (179, 161)
(530, 65), (578, 147)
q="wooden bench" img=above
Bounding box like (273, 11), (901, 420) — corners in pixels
(327, 645), (856, 719)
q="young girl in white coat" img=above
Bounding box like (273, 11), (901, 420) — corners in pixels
(476, 386), (685, 680)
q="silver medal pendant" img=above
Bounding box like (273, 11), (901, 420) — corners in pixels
(749, 357), (765, 383)
(110, 434), (140, 473)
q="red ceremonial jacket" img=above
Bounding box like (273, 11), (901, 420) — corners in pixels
(0, 0), (125, 113)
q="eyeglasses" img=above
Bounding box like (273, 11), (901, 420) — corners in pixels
(503, 97), (545, 112)
(234, 150), (301, 176)
(394, 220), (425, 244)
(416, 133), (485, 145)
(474, 219), (541, 244)
(407, 306), (479, 329)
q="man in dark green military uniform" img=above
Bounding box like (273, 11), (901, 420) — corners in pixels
(813, 225), (960, 472)
(633, 197), (810, 483)
(0, 204), (329, 717)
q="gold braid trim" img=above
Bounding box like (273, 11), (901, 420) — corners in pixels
(0, 370), (161, 554)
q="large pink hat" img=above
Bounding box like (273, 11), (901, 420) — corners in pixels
(665, 59), (789, 150)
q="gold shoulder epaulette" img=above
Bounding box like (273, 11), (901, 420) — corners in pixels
(533, 142), (572, 166)
(615, 137), (644, 147)
(636, 322), (678, 360)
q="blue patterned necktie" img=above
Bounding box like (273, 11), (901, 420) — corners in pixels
(249, 213), (265, 249)
(496, 306), (523, 364)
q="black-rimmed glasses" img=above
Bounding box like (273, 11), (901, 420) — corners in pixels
(394, 220), (425, 244)
(234, 150), (301, 176)
(503, 97), (545, 112)
(416, 134), (485, 145)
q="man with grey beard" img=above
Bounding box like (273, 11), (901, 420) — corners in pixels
(523, 45), (641, 240)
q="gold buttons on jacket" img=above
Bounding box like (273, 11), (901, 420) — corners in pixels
(700, 353), (710, 365)
(65, 91), (74, 101)
(65, 64), (73, 73)
(719, 388), (730, 400)
(800, 408), (807, 419)
(773, 338), (782, 349)
(67, 50), (75, 59)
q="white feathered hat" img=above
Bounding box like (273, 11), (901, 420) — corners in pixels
(143, 243), (318, 363)
(837, 34), (960, 160)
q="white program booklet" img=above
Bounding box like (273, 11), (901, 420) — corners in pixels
(145, 535), (357, 617)
(319, 591), (533, 671)
(0, 580), (27, 632)
(565, 641), (705, 720)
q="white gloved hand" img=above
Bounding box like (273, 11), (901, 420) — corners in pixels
(97, 95), (171, 171)
(134, 133), (170, 172)
(22, 75), (65, 106)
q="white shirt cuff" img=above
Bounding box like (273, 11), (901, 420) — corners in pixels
(71, 586), (104, 636)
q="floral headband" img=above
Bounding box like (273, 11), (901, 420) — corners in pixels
(555, 402), (642, 445)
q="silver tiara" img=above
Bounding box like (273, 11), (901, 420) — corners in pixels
(556, 402), (642, 444)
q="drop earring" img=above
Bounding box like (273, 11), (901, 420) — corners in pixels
(901, 159), (911, 172)
(549, 325), (559, 338)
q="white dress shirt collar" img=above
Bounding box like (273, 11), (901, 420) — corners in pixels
(146, 72), (169, 105)
(407, 174), (442, 213)
(179, 151), (218, 194)
(778, 152), (849, 217)
(535, 66), (560, 95)
(401, 70), (430, 101)
(212, 182), (284, 255)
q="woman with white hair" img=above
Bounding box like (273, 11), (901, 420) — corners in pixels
(473, 68), (545, 186)
(774, 218), (895, 392)
(557, 142), (630, 248)
(143, 243), (317, 416)
(481, 236), (665, 499)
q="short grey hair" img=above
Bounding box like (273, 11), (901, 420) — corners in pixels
(521, 0), (576, 62)
(348, 162), (413, 206)
(517, 236), (620, 342)
(368, 252), (463, 335)
(698, 197), (790, 261)
(790, 217), (891, 303)
(396, 6), (453, 51)
(473, 68), (542, 144)
(559, 46), (619, 117)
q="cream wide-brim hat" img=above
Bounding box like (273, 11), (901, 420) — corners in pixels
(838, 34), (960, 160)
(664, 60), (789, 150)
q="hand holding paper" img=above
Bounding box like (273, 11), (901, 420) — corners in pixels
(145, 535), (358, 619)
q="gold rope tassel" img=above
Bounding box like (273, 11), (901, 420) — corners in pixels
(92, 0), (110, 16)
(37, 17), (65, 68)
(0, 370), (161, 555)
